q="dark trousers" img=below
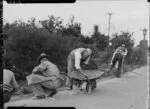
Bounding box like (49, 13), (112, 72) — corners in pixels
(110, 53), (123, 77)
(32, 79), (60, 97)
(66, 54), (75, 87)
(3, 91), (12, 103)
(66, 55), (84, 89)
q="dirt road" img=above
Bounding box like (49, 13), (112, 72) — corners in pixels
(5, 65), (149, 109)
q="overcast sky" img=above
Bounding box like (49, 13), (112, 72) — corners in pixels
(3, 1), (149, 46)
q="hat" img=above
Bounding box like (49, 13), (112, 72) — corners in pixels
(121, 44), (125, 47)
(38, 53), (50, 63)
(86, 48), (92, 55)
(83, 48), (92, 57)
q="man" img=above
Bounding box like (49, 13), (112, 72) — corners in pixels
(109, 44), (128, 78)
(3, 69), (20, 103)
(27, 53), (61, 99)
(66, 47), (92, 93)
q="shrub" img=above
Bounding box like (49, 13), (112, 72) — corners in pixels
(3, 16), (141, 81)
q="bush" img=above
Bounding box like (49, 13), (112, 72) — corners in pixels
(4, 16), (142, 81)
(4, 20), (79, 78)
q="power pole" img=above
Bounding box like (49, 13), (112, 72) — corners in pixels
(106, 13), (113, 36)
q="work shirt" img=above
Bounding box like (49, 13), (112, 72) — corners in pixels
(111, 46), (128, 64)
(116, 46), (128, 56)
(3, 69), (19, 92)
(32, 60), (60, 78)
(70, 48), (91, 69)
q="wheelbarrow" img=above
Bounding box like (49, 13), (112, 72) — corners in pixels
(62, 70), (104, 94)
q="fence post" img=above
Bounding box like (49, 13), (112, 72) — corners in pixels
(139, 39), (148, 65)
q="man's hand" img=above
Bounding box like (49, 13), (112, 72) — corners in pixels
(78, 69), (88, 79)
(49, 76), (57, 80)
(84, 61), (88, 65)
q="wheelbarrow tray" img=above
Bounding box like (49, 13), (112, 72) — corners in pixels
(68, 70), (104, 80)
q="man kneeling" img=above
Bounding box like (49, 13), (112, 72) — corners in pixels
(27, 53), (61, 99)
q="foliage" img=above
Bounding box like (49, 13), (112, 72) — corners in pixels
(91, 25), (110, 51)
(62, 16), (82, 37)
(39, 15), (64, 34)
(3, 15), (141, 81)
(3, 18), (78, 75)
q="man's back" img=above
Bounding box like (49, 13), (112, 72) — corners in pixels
(3, 69), (18, 91)
(116, 46), (127, 55)
(71, 48), (85, 55)
(3, 69), (14, 85)
(3, 69), (19, 103)
(43, 60), (60, 77)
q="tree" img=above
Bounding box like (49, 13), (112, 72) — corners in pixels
(110, 31), (134, 55)
(91, 25), (110, 51)
(3, 16), (80, 79)
(27, 17), (37, 28)
(39, 15), (64, 34)
(62, 16), (82, 37)
(79, 36), (94, 44)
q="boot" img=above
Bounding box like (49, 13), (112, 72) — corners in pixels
(47, 90), (58, 97)
(116, 70), (121, 78)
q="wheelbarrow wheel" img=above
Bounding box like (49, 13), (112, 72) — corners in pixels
(70, 78), (74, 90)
(71, 78), (81, 90)
(86, 81), (92, 94)
(91, 80), (96, 91)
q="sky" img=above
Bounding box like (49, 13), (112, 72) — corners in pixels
(3, 0), (149, 46)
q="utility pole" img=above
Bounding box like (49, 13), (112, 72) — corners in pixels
(106, 13), (113, 36)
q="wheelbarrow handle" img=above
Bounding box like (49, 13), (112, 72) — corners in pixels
(99, 68), (107, 72)
(59, 72), (72, 79)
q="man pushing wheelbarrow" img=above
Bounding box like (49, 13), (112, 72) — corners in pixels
(65, 47), (104, 95)
(108, 44), (128, 78)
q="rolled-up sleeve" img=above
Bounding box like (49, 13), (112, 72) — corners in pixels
(33, 63), (47, 73)
(32, 66), (38, 73)
(75, 51), (82, 69)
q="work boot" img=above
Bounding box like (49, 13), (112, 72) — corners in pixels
(116, 74), (121, 78)
(116, 70), (121, 78)
(47, 90), (58, 97)
(64, 85), (72, 90)
(69, 85), (73, 90)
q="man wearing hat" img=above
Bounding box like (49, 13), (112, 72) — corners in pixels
(27, 53), (61, 99)
(108, 44), (128, 78)
(2, 69), (21, 103)
(66, 47), (92, 94)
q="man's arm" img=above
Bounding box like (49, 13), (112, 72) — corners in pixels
(32, 66), (38, 73)
(74, 51), (82, 69)
(11, 73), (19, 90)
(84, 56), (91, 64)
(74, 52), (87, 77)
(32, 63), (47, 73)
(110, 50), (117, 64)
